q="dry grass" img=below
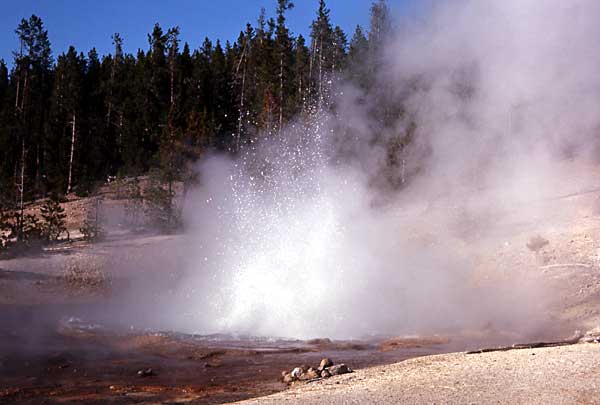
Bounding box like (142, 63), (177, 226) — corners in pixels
(61, 258), (111, 295)
(378, 336), (451, 352)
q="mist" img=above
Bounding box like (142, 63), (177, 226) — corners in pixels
(116, 0), (600, 340)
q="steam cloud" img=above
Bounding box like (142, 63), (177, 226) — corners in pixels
(169, 0), (600, 339)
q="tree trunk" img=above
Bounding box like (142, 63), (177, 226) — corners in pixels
(318, 36), (323, 109)
(15, 40), (24, 113)
(67, 112), (76, 194)
(298, 74), (302, 107)
(35, 142), (40, 196)
(18, 139), (25, 241)
(14, 75), (20, 110)
(21, 71), (28, 113)
(279, 54), (284, 135)
(237, 60), (246, 152)
(401, 158), (406, 185)
(106, 101), (112, 128)
(106, 52), (116, 128)
(309, 41), (315, 88)
(170, 61), (175, 107)
(167, 47), (176, 229)
(118, 111), (123, 154)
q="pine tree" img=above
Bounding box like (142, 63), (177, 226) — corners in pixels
(366, 0), (408, 189)
(368, 0), (392, 61)
(12, 15), (53, 240)
(123, 177), (143, 229)
(348, 25), (369, 88)
(0, 60), (10, 200)
(103, 33), (126, 172)
(144, 169), (181, 233)
(46, 46), (85, 194)
(159, 27), (185, 196)
(331, 26), (348, 78)
(252, 9), (278, 136)
(142, 23), (170, 165)
(0, 60), (8, 104)
(275, 0), (295, 134)
(294, 35), (310, 111)
(78, 48), (104, 193)
(188, 38), (218, 151)
(309, 0), (335, 105)
(367, 0), (398, 129)
(80, 197), (103, 241)
(196, 37), (214, 109)
(0, 198), (11, 250)
(233, 25), (253, 150)
(211, 40), (236, 149)
(185, 39), (213, 151)
(120, 51), (145, 173)
(106, 33), (123, 130)
(179, 42), (194, 128)
(40, 195), (68, 242)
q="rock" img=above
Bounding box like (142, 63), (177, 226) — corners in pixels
(318, 357), (333, 370)
(321, 369), (332, 378)
(281, 370), (288, 378)
(283, 373), (296, 384)
(527, 235), (549, 252)
(328, 364), (352, 376)
(291, 367), (303, 378)
(303, 367), (319, 380)
(299, 364), (309, 373)
(580, 327), (600, 343)
(307, 338), (332, 345)
(137, 368), (154, 377)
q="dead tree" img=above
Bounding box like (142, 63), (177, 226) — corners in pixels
(235, 40), (248, 151)
(17, 139), (26, 241)
(66, 112), (76, 194)
(279, 54), (284, 135)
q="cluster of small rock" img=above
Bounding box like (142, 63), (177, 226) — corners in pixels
(281, 358), (353, 384)
(580, 327), (600, 343)
(137, 368), (155, 377)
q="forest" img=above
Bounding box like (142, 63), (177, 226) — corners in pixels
(0, 0), (413, 247)
(0, 0), (402, 199)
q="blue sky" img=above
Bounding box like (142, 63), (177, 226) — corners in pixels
(0, 0), (422, 68)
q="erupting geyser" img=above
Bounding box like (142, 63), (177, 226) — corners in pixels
(178, 116), (530, 340)
(169, 0), (600, 339)
(182, 118), (393, 338)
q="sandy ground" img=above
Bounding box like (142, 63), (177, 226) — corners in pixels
(238, 343), (600, 404)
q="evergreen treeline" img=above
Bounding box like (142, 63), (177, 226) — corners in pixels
(0, 0), (396, 205)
